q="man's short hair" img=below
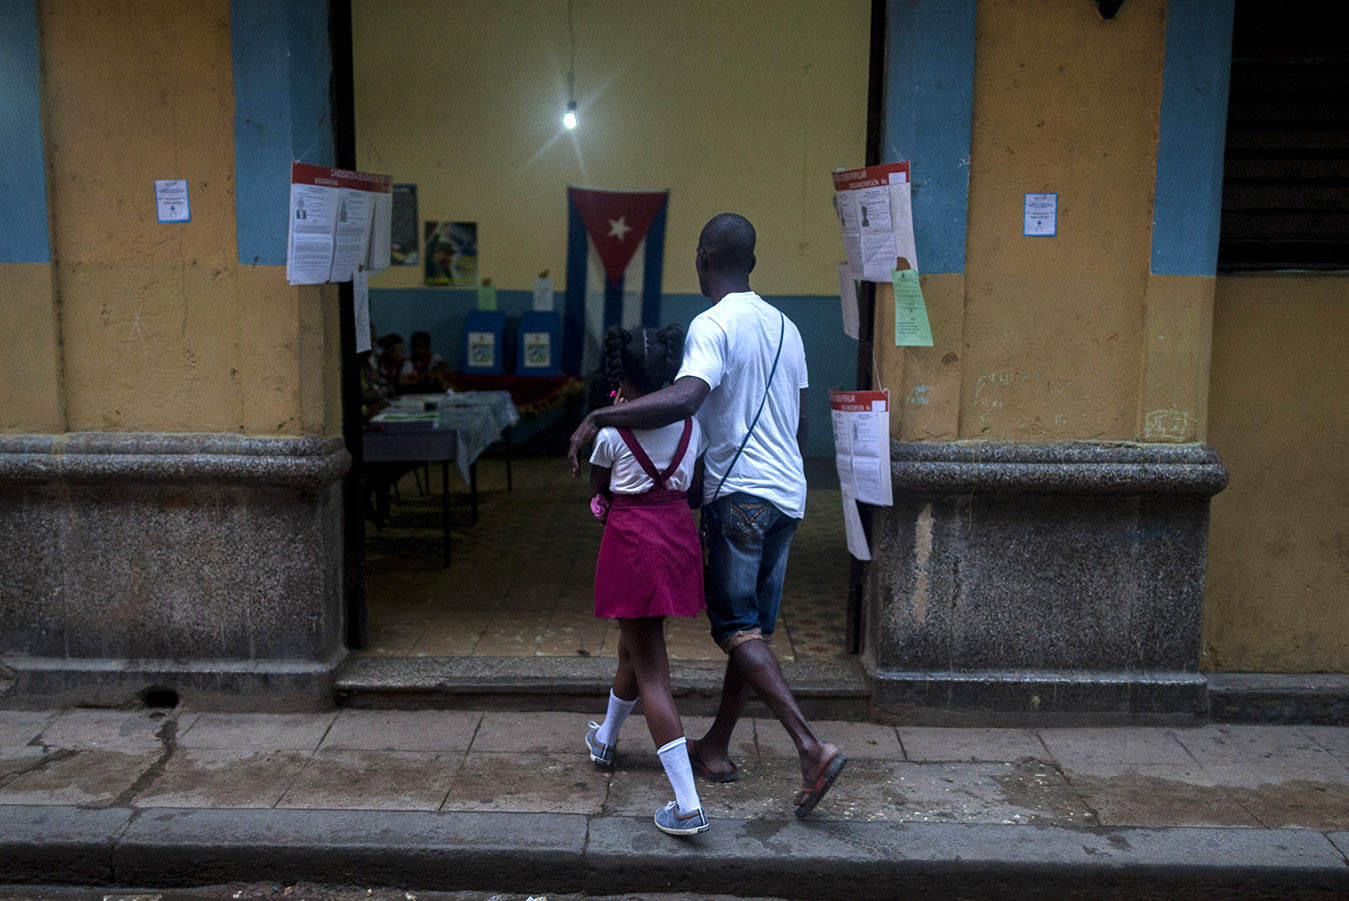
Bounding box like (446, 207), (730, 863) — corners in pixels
(700, 213), (756, 274)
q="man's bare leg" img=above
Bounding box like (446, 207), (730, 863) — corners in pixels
(695, 638), (838, 784)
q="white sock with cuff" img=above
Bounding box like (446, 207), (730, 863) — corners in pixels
(657, 736), (702, 815)
(595, 690), (637, 746)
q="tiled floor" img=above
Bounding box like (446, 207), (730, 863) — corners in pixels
(361, 455), (852, 663)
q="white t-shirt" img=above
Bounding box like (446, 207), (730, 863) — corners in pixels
(590, 417), (707, 495)
(675, 291), (808, 518)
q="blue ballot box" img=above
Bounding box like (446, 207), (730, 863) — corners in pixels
(516, 311), (561, 375)
(463, 310), (506, 374)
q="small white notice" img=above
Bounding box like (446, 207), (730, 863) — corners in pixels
(1024, 193), (1057, 237)
(155, 179), (190, 223)
(533, 276), (555, 311)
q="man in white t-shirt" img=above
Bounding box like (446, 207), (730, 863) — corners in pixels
(568, 213), (845, 818)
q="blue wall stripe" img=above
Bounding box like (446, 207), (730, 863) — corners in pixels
(884, 0), (976, 275)
(1151, 1), (1234, 276)
(0, 0), (52, 263)
(231, 0), (334, 266)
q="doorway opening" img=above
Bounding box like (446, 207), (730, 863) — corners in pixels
(330, 0), (886, 694)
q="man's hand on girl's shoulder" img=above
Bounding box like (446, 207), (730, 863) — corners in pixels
(568, 413), (601, 477)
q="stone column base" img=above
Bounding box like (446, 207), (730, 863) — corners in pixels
(864, 442), (1228, 722)
(0, 433), (350, 711)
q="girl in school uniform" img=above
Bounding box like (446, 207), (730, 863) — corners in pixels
(583, 324), (710, 836)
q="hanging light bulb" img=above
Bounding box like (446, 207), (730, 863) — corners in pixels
(563, 0), (578, 129)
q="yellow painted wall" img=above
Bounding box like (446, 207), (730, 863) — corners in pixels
(1204, 275), (1349, 672)
(957, 0), (1166, 441)
(0, 263), (64, 432)
(353, 0), (871, 295)
(26, 0), (339, 438)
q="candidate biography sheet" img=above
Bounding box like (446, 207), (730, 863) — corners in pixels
(288, 163), (393, 285)
(830, 390), (893, 559)
(832, 162), (917, 283)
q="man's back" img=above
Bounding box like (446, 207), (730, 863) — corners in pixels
(677, 291), (808, 518)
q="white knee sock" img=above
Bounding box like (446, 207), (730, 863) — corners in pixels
(657, 736), (702, 815)
(595, 690), (637, 746)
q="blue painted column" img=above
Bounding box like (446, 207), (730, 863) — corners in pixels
(1151, 0), (1234, 277)
(883, 0), (976, 275)
(230, 0), (335, 266)
(0, 0), (52, 264)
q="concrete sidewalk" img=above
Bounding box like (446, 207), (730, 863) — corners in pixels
(2, 707), (1347, 899)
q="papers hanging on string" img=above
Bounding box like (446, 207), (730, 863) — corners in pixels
(892, 268), (934, 347)
(831, 162), (917, 283)
(838, 262), (860, 339)
(830, 390), (893, 561)
(831, 390), (893, 507)
(287, 162), (394, 286)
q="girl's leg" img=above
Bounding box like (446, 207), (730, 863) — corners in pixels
(620, 617), (703, 819)
(593, 632), (638, 749)
(618, 618), (680, 745)
(612, 630), (638, 702)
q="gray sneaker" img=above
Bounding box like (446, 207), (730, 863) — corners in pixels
(653, 800), (709, 836)
(585, 721), (615, 766)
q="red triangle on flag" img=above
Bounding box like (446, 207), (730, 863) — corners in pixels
(569, 187), (668, 286)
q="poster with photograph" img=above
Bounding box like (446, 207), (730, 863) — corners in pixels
(286, 162), (392, 285)
(425, 220), (478, 286)
(390, 184), (419, 265)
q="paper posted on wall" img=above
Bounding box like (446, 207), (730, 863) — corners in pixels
(831, 390), (893, 560)
(287, 162), (393, 285)
(838, 262), (860, 339)
(831, 162), (917, 283)
(353, 270), (371, 353)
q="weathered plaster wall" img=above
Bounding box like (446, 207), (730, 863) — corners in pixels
(958, 0), (1165, 441)
(32, 0), (339, 437)
(876, 272), (966, 441)
(353, 0), (871, 296)
(1139, 273), (1214, 443)
(0, 264), (64, 432)
(1205, 275), (1349, 673)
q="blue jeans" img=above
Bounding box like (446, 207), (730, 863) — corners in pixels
(702, 492), (800, 652)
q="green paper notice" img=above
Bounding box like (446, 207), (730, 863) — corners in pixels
(477, 283), (498, 311)
(892, 269), (933, 347)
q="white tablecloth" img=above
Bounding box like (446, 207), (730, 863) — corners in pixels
(366, 390), (520, 483)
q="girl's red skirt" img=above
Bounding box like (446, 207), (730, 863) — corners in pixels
(594, 489), (705, 619)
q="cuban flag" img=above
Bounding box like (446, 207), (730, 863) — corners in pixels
(564, 186), (669, 376)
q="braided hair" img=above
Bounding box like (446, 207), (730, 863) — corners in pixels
(603, 324), (684, 398)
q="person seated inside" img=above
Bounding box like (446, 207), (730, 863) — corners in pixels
(375, 333), (407, 390)
(398, 330), (451, 393)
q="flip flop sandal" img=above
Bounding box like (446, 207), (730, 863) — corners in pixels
(794, 752), (847, 818)
(687, 738), (739, 783)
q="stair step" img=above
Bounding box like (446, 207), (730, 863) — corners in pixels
(335, 654), (872, 720)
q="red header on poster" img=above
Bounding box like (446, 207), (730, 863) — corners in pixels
(831, 161), (910, 191)
(829, 389), (889, 413)
(291, 161), (392, 193)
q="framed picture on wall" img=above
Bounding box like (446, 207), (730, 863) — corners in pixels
(424, 220), (478, 286)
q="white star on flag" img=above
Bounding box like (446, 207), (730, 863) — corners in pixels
(607, 216), (632, 241)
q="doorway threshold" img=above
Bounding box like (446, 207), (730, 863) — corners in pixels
(334, 654), (871, 720)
